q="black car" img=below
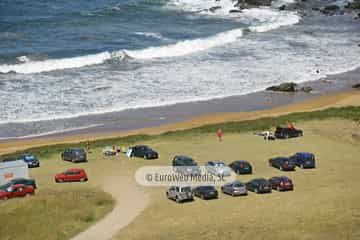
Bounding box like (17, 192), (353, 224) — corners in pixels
(229, 160), (252, 174)
(274, 126), (303, 139)
(290, 152), (316, 169)
(193, 185), (218, 200)
(130, 145), (158, 160)
(269, 157), (296, 171)
(172, 155), (201, 176)
(17, 153), (40, 168)
(246, 178), (272, 194)
(2, 178), (37, 189)
(61, 148), (87, 163)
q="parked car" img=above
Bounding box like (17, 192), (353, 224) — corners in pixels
(166, 186), (194, 203)
(205, 160), (232, 177)
(229, 160), (252, 174)
(269, 176), (294, 191)
(193, 185), (218, 200)
(61, 148), (87, 163)
(274, 126), (303, 139)
(269, 157), (296, 171)
(17, 153), (40, 168)
(129, 145), (158, 159)
(0, 184), (35, 200)
(3, 178), (37, 189)
(290, 152), (316, 169)
(55, 168), (88, 183)
(221, 180), (247, 196)
(102, 146), (117, 156)
(246, 178), (272, 193)
(172, 155), (201, 176)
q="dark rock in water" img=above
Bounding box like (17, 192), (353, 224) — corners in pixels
(266, 82), (298, 92)
(320, 5), (340, 15)
(352, 83), (360, 89)
(278, 5), (286, 11)
(345, 0), (360, 10)
(300, 86), (313, 93)
(209, 6), (222, 12)
(312, 7), (320, 11)
(229, 9), (242, 13)
(235, 0), (272, 9)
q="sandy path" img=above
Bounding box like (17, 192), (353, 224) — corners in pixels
(70, 177), (149, 240)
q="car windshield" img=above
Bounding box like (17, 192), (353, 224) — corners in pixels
(181, 187), (192, 192)
(180, 158), (196, 165)
(74, 149), (85, 155)
(24, 155), (35, 160)
(233, 182), (244, 187)
(200, 186), (215, 191)
(214, 162), (225, 167)
(0, 182), (11, 190)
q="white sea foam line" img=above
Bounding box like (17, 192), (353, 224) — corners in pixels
(0, 8), (300, 74)
(0, 124), (104, 140)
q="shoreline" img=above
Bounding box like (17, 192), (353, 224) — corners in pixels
(1, 67), (360, 141)
(0, 88), (359, 155)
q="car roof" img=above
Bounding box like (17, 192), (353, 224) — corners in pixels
(272, 176), (290, 180)
(230, 180), (244, 185)
(66, 168), (84, 172)
(175, 155), (193, 160)
(273, 157), (289, 160)
(135, 145), (148, 148)
(68, 147), (83, 151)
(233, 160), (250, 164)
(296, 152), (314, 156)
(252, 178), (267, 182)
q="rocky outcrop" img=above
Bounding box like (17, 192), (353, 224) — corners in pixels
(235, 0), (272, 9)
(266, 82), (313, 93)
(352, 83), (360, 89)
(320, 5), (341, 15)
(345, 0), (360, 10)
(300, 86), (313, 93)
(266, 82), (298, 92)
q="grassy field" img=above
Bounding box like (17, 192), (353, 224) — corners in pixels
(113, 119), (360, 240)
(1, 106), (360, 240)
(0, 188), (114, 240)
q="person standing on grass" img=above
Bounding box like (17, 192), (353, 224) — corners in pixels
(217, 128), (223, 142)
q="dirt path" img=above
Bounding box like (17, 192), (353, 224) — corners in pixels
(70, 176), (149, 240)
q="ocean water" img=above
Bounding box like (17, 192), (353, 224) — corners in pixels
(0, 0), (359, 135)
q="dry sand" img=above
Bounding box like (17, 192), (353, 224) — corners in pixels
(0, 90), (359, 156)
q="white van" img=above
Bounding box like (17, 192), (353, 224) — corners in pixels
(0, 160), (29, 185)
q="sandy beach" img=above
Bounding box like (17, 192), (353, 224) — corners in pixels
(1, 88), (359, 155)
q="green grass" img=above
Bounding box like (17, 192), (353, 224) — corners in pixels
(0, 188), (114, 240)
(1, 106), (360, 240)
(113, 119), (360, 240)
(2, 106), (360, 160)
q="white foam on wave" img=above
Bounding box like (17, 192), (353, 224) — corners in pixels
(125, 28), (244, 59)
(134, 31), (167, 40)
(0, 52), (113, 74)
(0, 7), (300, 74)
(167, 0), (237, 16)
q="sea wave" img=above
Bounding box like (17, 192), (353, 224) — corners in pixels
(0, 9), (300, 74)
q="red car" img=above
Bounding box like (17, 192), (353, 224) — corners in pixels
(0, 184), (35, 200)
(55, 168), (88, 183)
(269, 176), (294, 191)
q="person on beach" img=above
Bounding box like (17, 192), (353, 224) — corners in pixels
(217, 128), (223, 142)
(287, 121), (295, 129)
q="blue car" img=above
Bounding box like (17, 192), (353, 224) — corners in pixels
(290, 152), (316, 169)
(17, 154), (40, 168)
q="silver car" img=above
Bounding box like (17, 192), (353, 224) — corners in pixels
(166, 186), (194, 203)
(221, 180), (248, 196)
(205, 160), (232, 177)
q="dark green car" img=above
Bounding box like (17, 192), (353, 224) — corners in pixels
(0, 178), (37, 190)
